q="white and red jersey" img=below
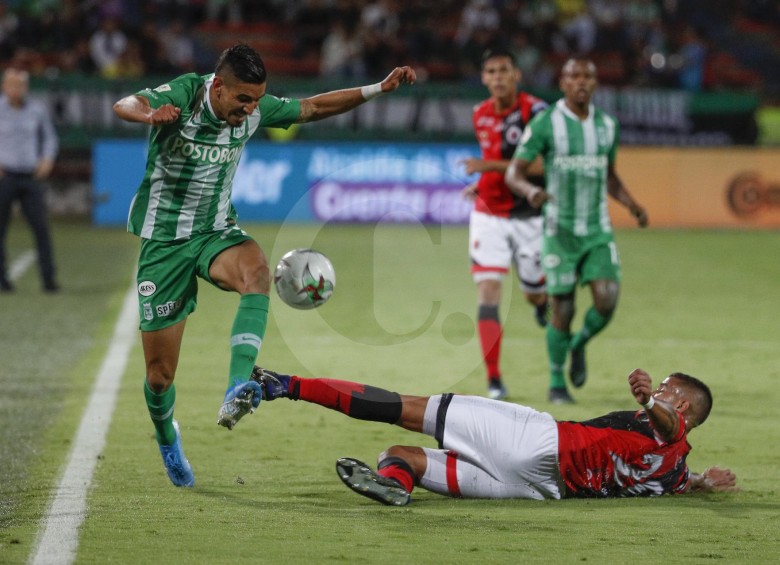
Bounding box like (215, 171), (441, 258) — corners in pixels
(472, 92), (547, 219)
(557, 410), (691, 498)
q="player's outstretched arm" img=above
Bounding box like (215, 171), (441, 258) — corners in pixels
(296, 66), (416, 123)
(113, 95), (181, 126)
(687, 466), (738, 493)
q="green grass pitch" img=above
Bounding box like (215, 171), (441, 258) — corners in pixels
(1, 221), (779, 563)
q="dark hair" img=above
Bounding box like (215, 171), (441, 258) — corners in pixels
(215, 43), (267, 84)
(670, 372), (713, 426)
(561, 56), (596, 74)
(481, 46), (516, 68)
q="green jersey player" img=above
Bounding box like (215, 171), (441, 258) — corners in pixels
(506, 58), (648, 404)
(113, 44), (416, 487)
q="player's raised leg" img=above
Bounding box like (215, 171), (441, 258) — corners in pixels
(209, 238), (268, 429)
(251, 366), (430, 431)
(568, 279), (619, 388)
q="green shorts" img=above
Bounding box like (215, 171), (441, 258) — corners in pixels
(542, 234), (621, 295)
(136, 226), (253, 331)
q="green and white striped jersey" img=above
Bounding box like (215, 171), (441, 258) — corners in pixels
(129, 73), (300, 241)
(514, 99), (619, 239)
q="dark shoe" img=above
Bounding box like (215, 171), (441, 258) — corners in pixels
(251, 366), (291, 400)
(569, 347), (587, 388)
(487, 378), (508, 400)
(534, 302), (549, 328)
(0, 278), (13, 293)
(548, 387), (575, 404)
(43, 281), (60, 293)
(336, 457), (410, 506)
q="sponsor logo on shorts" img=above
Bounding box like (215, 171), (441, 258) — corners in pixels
(156, 299), (183, 318)
(138, 281), (157, 297)
(142, 302), (153, 321)
(543, 254), (561, 268)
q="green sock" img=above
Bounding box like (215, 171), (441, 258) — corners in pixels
(228, 293), (269, 389)
(547, 325), (570, 389)
(570, 307), (612, 351)
(144, 381), (177, 446)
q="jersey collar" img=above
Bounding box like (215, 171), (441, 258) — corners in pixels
(556, 98), (594, 122)
(202, 73), (221, 123)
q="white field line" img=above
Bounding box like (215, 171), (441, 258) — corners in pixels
(29, 282), (138, 565)
(9, 249), (36, 280)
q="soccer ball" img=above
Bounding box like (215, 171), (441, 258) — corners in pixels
(274, 248), (336, 309)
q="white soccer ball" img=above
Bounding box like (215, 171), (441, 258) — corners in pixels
(274, 248), (336, 309)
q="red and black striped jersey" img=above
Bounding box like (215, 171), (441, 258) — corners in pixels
(471, 92), (547, 219)
(556, 410), (691, 498)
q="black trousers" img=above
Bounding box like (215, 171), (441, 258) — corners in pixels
(0, 173), (56, 286)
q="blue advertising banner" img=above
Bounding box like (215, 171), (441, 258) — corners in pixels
(92, 141), (477, 226)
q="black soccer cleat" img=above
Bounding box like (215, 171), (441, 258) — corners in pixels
(487, 379), (508, 400)
(568, 347), (587, 388)
(533, 302), (549, 328)
(250, 366), (291, 401)
(336, 457), (411, 506)
(548, 387), (575, 404)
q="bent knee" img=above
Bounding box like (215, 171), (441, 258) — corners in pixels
(380, 445), (427, 477)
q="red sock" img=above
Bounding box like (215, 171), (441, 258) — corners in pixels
(377, 459), (415, 493)
(293, 377), (360, 413)
(290, 377), (402, 424)
(478, 318), (502, 380)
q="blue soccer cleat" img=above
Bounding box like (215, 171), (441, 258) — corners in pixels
(217, 380), (263, 429)
(159, 420), (194, 487)
(250, 366), (291, 401)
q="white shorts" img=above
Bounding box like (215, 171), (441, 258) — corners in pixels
(469, 210), (545, 293)
(420, 394), (564, 500)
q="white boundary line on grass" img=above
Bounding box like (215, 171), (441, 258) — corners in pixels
(29, 282), (138, 565)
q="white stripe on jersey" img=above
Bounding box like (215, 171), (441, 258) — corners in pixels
(600, 114), (617, 233)
(214, 158), (239, 230)
(547, 108), (570, 236)
(141, 168), (170, 239)
(574, 114), (598, 236)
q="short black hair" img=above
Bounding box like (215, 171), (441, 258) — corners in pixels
(215, 43), (267, 84)
(670, 372), (713, 426)
(481, 46), (516, 68)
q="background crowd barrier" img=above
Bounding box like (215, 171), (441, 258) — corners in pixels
(93, 140), (780, 229)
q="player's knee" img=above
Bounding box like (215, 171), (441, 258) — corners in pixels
(238, 257), (270, 294)
(477, 279), (502, 304)
(552, 295), (575, 323)
(145, 361), (175, 392)
(380, 445), (427, 478)
(593, 281), (619, 315)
